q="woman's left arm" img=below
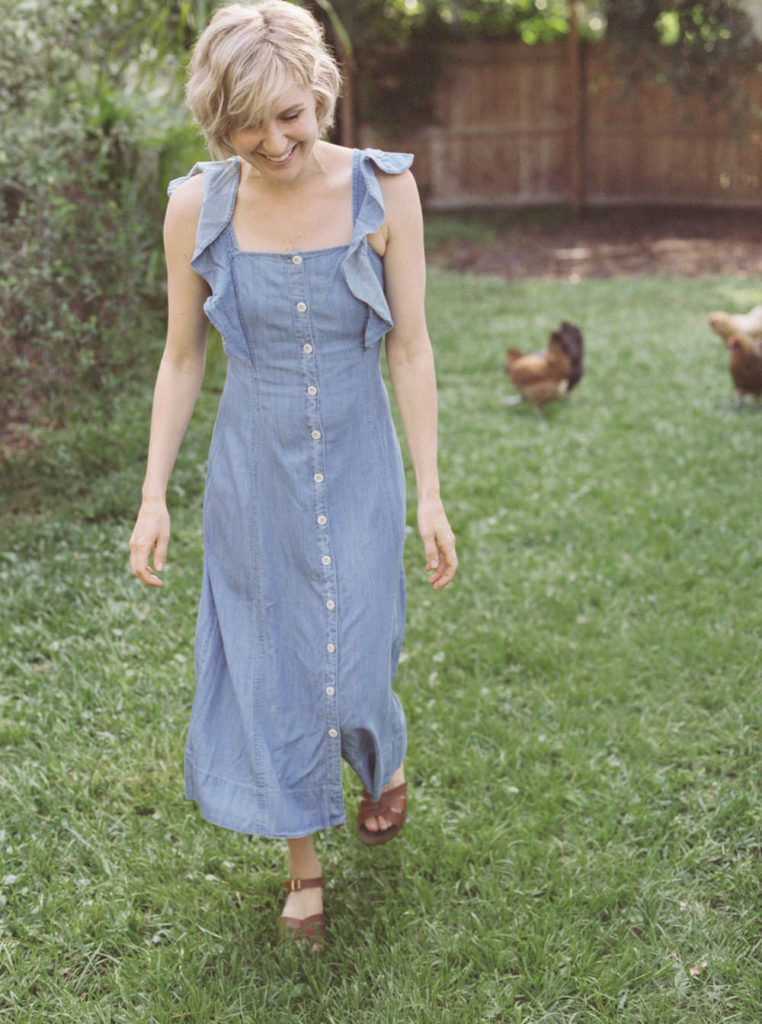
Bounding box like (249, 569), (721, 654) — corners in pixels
(379, 169), (458, 590)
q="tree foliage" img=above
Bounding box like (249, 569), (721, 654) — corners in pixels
(603, 0), (762, 111)
(0, 0), (206, 434)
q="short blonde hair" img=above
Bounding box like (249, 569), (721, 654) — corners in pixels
(186, 0), (342, 158)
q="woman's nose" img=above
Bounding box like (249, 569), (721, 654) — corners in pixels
(261, 122), (287, 154)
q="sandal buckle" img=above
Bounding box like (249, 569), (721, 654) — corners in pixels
(289, 878), (302, 891)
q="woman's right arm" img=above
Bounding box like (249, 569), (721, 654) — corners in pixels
(130, 177), (210, 588)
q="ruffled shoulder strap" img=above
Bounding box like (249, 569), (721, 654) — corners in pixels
(352, 148), (414, 230)
(167, 158), (240, 264)
(342, 148), (415, 347)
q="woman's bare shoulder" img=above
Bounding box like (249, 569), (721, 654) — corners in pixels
(376, 164), (420, 222)
(166, 172), (205, 220)
(164, 173), (205, 255)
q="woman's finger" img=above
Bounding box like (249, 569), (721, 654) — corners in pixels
(130, 534), (166, 587)
(427, 532), (457, 589)
(423, 534), (439, 573)
(154, 534), (169, 574)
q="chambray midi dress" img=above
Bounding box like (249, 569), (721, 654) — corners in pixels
(168, 149), (412, 839)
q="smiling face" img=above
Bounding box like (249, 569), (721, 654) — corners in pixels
(186, 2), (341, 161)
(227, 84), (320, 183)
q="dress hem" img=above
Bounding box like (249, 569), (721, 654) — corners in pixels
(185, 760), (348, 839)
(185, 791), (348, 839)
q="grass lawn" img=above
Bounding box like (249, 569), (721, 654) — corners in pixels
(1, 262), (761, 1023)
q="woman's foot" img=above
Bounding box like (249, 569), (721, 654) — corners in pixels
(280, 876), (325, 952)
(280, 836), (325, 951)
(281, 878), (324, 926)
(357, 764), (407, 845)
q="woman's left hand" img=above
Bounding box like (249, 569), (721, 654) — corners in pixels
(418, 498), (458, 590)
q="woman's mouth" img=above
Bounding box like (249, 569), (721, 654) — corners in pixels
(259, 144), (297, 166)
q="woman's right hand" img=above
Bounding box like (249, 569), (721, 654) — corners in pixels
(129, 498), (170, 588)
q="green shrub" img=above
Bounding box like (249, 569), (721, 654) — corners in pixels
(0, 0), (204, 434)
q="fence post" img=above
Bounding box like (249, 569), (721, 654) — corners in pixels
(569, 1), (585, 212)
(339, 55), (357, 148)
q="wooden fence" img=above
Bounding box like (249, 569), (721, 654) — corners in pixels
(359, 40), (762, 210)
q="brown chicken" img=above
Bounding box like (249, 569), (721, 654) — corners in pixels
(505, 321), (584, 413)
(708, 305), (762, 352)
(726, 335), (762, 407)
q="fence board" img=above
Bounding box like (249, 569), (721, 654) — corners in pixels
(360, 40), (762, 209)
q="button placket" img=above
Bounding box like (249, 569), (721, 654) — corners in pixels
(288, 253), (341, 762)
(316, 490), (339, 744)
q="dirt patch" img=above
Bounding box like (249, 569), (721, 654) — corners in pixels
(428, 206), (762, 280)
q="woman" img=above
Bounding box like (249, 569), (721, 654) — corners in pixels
(129, 0), (457, 947)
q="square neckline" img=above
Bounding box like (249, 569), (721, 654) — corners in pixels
(229, 151), (357, 258)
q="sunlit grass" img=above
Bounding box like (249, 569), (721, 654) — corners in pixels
(1, 268), (761, 1022)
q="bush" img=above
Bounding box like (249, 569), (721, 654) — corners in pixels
(0, 0), (204, 436)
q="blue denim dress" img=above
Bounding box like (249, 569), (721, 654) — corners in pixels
(168, 149), (412, 838)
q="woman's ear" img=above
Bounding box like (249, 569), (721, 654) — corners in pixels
(314, 96), (329, 132)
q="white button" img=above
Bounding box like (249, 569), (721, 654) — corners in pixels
(317, 515), (327, 525)
(326, 599), (335, 610)
(328, 728), (338, 738)
(303, 343), (313, 353)
(321, 555), (331, 566)
(326, 643), (335, 653)
(297, 301), (307, 312)
(311, 430), (321, 440)
(292, 255), (303, 265)
(314, 472), (324, 483)
(307, 385), (317, 396)
(326, 686), (335, 697)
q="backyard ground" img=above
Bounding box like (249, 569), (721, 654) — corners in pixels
(2, 204), (761, 460)
(2, 212), (761, 1024)
(426, 205), (762, 280)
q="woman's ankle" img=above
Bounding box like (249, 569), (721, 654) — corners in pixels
(286, 835), (321, 881)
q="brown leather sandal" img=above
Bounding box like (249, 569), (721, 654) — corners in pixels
(357, 781), (407, 846)
(279, 876), (326, 951)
